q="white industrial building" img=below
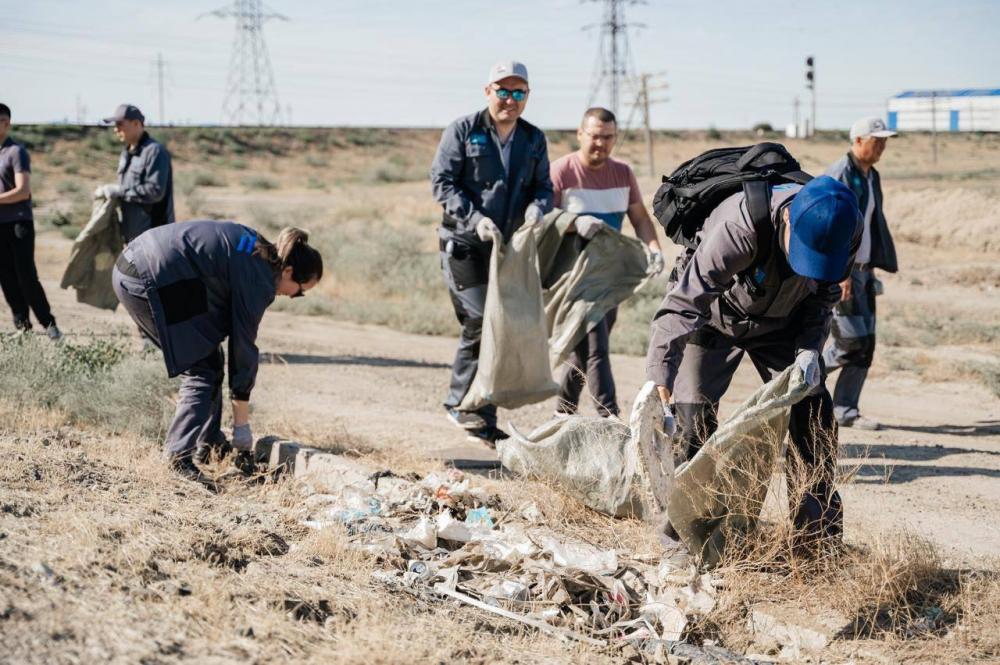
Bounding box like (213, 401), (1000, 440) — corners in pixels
(887, 89), (1000, 132)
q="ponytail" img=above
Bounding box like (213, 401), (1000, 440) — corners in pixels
(254, 226), (323, 284)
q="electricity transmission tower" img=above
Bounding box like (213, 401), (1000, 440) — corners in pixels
(202, 0), (287, 126)
(585, 0), (644, 118)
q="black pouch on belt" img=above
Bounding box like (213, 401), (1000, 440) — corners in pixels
(444, 240), (488, 291)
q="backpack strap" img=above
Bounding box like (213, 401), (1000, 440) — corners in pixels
(738, 179), (774, 297)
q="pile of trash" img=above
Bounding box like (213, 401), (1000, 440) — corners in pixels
(297, 459), (718, 648)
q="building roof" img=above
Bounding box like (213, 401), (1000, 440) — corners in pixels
(893, 89), (1000, 98)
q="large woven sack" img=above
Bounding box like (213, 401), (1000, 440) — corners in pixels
(459, 226), (557, 411)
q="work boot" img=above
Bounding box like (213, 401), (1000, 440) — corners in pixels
(446, 407), (486, 431)
(466, 425), (509, 450)
(195, 437), (233, 465)
(838, 414), (881, 431)
(168, 454), (217, 492)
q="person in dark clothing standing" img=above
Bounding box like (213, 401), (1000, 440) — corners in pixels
(823, 117), (899, 431)
(112, 221), (323, 483)
(96, 104), (174, 243)
(430, 60), (554, 447)
(0, 103), (61, 340)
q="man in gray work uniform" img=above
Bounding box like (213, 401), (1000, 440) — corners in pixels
(431, 60), (554, 447)
(823, 117), (898, 431)
(96, 104), (174, 243)
(646, 176), (861, 545)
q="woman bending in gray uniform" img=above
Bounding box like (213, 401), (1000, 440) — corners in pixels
(111, 220), (323, 482)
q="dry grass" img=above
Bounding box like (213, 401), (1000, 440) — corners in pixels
(0, 422), (604, 664)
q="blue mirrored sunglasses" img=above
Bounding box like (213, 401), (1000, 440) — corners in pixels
(494, 87), (528, 102)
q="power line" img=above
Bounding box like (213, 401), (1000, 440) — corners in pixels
(584, 0), (644, 118)
(201, 0), (288, 126)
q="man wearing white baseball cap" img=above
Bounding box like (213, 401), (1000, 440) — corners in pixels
(822, 117), (899, 430)
(430, 60), (554, 447)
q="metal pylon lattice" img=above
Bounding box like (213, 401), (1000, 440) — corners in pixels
(585, 0), (643, 119)
(203, 0), (287, 126)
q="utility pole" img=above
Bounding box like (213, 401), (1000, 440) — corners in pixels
(793, 97), (800, 137)
(75, 95), (86, 125)
(585, 0), (644, 118)
(201, 0), (288, 126)
(634, 72), (668, 177)
(931, 91), (938, 164)
(805, 56), (816, 138)
(156, 52), (166, 125)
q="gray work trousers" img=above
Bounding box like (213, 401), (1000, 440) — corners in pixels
(823, 267), (877, 422)
(557, 306), (619, 417)
(440, 243), (496, 427)
(112, 265), (225, 459)
(672, 326), (842, 540)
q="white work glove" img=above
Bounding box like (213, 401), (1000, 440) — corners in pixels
(94, 183), (123, 200)
(476, 217), (500, 242)
(574, 215), (604, 239)
(524, 204), (543, 227)
(649, 251), (665, 276)
(661, 403), (677, 438)
(232, 423), (253, 451)
(795, 350), (821, 388)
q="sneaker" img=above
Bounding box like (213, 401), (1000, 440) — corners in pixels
(46, 323), (63, 342)
(446, 407), (486, 431)
(466, 425), (509, 450)
(839, 414), (881, 431)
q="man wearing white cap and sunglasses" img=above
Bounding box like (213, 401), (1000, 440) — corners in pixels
(822, 117), (899, 430)
(431, 60), (554, 447)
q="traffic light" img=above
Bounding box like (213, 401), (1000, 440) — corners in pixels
(806, 56), (815, 90)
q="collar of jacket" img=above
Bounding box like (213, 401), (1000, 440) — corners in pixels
(477, 108), (527, 140)
(846, 150), (879, 181)
(128, 131), (153, 156)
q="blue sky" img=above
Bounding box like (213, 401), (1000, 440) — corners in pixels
(3, 0), (998, 129)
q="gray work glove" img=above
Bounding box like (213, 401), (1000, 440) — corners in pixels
(661, 403), (677, 437)
(524, 204), (543, 227)
(232, 423), (253, 451)
(574, 215), (604, 239)
(795, 350), (821, 388)
(476, 217), (500, 242)
(94, 183), (123, 200)
(649, 251), (665, 276)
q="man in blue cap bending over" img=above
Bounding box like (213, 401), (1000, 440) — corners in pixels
(645, 176), (861, 547)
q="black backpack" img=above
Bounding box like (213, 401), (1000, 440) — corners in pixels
(653, 143), (812, 273)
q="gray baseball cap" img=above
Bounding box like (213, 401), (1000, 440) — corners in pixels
(102, 104), (145, 124)
(849, 116), (897, 141)
(487, 60), (529, 85)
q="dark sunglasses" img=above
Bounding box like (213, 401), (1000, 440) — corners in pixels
(290, 282), (306, 298)
(493, 87), (528, 102)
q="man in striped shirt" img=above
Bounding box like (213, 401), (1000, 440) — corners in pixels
(550, 107), (663, 417)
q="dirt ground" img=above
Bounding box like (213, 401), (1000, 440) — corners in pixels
(30, 231), (1000, 567)
(2, 128), (999, 662)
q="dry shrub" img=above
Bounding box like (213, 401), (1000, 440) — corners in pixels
(686, 429), (1000, 661)
(0, 335), (175, 439)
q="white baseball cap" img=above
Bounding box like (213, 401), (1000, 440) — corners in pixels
(487, 60), (529, 85)
(849, 116), (897, 141)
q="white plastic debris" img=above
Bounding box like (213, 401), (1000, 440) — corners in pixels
(402, 516), (437, 549)
(485, 580), (531, 603)
(540, 536), (618, 575)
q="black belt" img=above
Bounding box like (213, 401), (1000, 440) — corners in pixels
(115, 252), (142, 279)
(854, 262), (871, 271)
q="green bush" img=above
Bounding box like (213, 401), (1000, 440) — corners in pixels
(55, 180), (83, 195)
(241, 175), (279, 191)
(0, 336), (176, 439)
